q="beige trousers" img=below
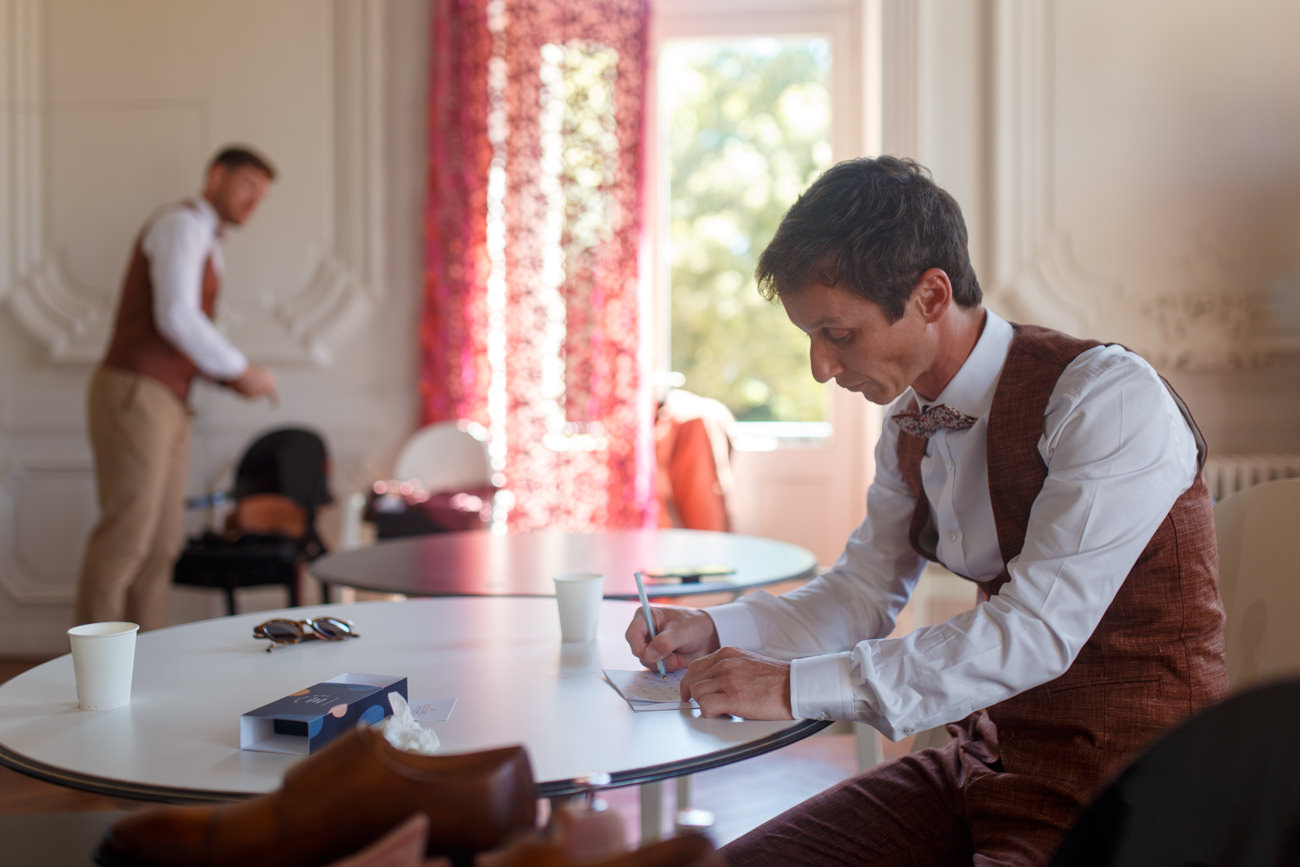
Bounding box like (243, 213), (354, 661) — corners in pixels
(75, 366), (191, 631)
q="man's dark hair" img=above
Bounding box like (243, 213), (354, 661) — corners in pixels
(209, 145), (277, 181)
(755, 156), (980, 322)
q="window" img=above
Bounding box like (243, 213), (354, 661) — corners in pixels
(657, 37), (833, 424)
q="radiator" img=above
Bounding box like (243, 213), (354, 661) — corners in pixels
(1203, 453), (1300, 502)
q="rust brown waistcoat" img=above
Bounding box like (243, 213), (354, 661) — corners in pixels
(897, 323), (1229, 799)
(101, 202), (220, 404)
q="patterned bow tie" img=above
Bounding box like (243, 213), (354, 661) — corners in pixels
(892, 403), (977, 439)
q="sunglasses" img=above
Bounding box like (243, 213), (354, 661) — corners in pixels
(253, 617), (359, 652)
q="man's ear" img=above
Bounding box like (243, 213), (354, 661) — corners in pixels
(912, 268), (953, 323)
(203, 163), (226, 195)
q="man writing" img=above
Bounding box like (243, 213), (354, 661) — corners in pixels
(626, 156), (1228, 864)
(76, 145), (280, 632)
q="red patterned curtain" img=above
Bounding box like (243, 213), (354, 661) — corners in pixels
(422, 0), (653, 531)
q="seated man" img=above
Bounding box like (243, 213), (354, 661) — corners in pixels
(626, 155), (1228, 865)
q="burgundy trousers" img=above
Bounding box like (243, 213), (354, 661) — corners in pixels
(721, 722), (1085, 867)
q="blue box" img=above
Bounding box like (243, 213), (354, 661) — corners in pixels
(240, 672), (407, 755)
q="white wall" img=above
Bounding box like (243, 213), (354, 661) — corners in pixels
(0, 0), (428, 655)
(1, 0), (1297, 657)
(912, 0), (1300, 457)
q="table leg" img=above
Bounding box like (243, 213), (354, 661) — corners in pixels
(638, 780), (663, 843)
(855, 721), (883, 771)
(674, 774), (692, 814)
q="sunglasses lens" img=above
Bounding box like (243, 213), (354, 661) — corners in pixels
(256, 620), (304, 642)
(310, 618), (354, 640)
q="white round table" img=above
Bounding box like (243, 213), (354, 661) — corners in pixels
(0, 598), (827, 803)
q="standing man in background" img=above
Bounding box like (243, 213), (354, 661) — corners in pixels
(76, 145), (281, 631)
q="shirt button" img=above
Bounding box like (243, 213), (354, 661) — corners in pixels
(815, 712), (830, 721)
(947, 532), (960, 543)
(945, 459), (954, 471)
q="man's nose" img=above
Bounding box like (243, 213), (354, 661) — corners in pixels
(809, 342), (838, 384)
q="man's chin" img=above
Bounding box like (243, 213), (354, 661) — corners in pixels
(843, 384), (892, 406)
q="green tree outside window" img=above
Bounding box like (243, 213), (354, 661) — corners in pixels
(662, 38), (832, 423)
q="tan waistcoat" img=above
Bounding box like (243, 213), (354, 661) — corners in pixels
(898, 323), (1229, 798)
(102, 202), (220, 404)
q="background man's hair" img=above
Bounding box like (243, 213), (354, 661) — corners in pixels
(209, 145), (277, 181)
(755, 155), (980, 321)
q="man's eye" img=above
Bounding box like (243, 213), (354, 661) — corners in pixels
(826, 330), (853, 345)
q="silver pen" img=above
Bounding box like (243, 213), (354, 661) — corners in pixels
(634, 570), (668, 679)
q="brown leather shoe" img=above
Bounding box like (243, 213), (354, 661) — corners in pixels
(94, 726), (537, 867)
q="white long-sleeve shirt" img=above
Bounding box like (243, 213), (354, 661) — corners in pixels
(142, 197), (247, 380)
(707, 310), (1199, 740)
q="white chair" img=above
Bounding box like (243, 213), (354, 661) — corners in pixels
(394, 420), (494, 493)
(1213, 477), (1300, 691)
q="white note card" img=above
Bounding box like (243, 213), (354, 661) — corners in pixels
(408, 697), (457, 722)
(603, 668), (699, 712)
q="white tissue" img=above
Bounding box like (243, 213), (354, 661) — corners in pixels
(378, 692), (441, 754)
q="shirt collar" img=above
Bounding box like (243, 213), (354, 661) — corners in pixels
(191, 196), (221, 239)
(901, 308), (1013, 418)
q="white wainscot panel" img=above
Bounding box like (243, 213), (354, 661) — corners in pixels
(0, 457), (97, 606)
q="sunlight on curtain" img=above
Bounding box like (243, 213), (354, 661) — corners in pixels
(423, 0), (652, 531)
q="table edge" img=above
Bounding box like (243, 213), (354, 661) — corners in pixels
(551, 717), (831, 797)
(0, 743), (233, 805)
(1, 719), (832, 804)
(310, 530), (819, 600)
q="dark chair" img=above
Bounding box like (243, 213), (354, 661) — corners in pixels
(173, 426), (334, 615)
(1049, 677), (1300, 867)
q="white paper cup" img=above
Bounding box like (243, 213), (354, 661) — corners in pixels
(553, 573), (605, 643)
(67, 621), (139, 709)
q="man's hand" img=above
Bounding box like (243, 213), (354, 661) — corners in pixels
(625, 605), (720, 674)
(680, 647), (793, 720)
(228, 364), (280, 406)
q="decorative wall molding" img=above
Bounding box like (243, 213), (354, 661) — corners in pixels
(269, 252), (376, 365)
(993, 230), (1115, 336)
(0, 0), (386, 368)
(6, 255), (103, 361)
(0, 457), (93, 605)
(988, 0), (1106, 339)
(877, 0), (919, 157)
(1141, 233), (1300, 371)
(332, 0), (388, 302)
(988, 0), (1298, 371)
(0, 1), (46, 296)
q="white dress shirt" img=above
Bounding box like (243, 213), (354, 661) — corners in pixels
(142, 197), (247, 381)
(707, 310), (1200, 740)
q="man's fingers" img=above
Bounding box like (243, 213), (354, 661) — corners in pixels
(682, 669), (731, 717)
(676, 649), (793, 720)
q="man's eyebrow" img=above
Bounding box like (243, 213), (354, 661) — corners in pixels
(806, 317), (846, 331)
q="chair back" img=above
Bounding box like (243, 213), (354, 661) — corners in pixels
(1049, 677), (1300, 867)
(394, 421), (493, 493)
(1214, 477), (1300, 691)
(232, 426), (334, 510)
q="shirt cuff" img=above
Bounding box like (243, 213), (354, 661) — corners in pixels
(790, 653), (858, 721)
(704, 600), (764, 650)
(202, 351), (249, 384)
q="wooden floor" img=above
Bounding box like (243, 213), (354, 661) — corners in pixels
(0, 656), (871, 850)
